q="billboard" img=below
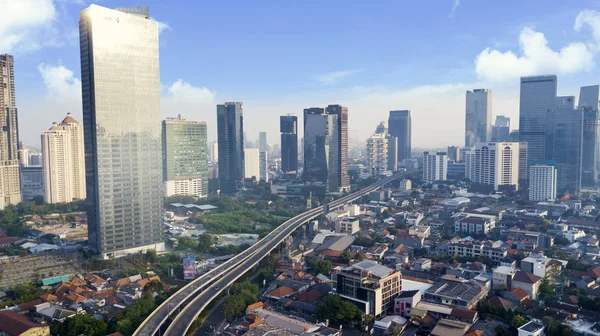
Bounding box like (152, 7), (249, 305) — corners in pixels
(183, 256), (196, 280)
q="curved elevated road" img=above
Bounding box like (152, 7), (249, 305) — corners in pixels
(160, 170), (416, 336)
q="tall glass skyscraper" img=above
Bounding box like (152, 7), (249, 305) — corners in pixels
(548, 96), (583, 193)
(217, 102), (244, 194)
(388, 110), (411, 162)
(519, 75), (557, 165)
(580, 85), (600, 187)
(326, 105), (350, 192)
(280, 115), (298, 175)
(465, 89), (492, 147)
(80, 5), (164, 258)
(162, 115), (208, 198)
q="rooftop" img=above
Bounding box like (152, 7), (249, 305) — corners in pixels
(519, 321), (544, 333)
(342, 260), (396, 279)
(0, 310), (48, 336)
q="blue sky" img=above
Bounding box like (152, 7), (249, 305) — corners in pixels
(4, 0), (600, 148)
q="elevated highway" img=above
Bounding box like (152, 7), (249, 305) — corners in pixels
(134, 170), (417, 336)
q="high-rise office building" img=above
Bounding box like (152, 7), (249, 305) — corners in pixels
(529, 161), (557, 201)
(326, 105), (350, 192)
(387, 136), (398, 172)
(580, 85), (600, 187)
(217, 102), (245, 194)
(244, 148), (260, 180)
(519, 75), (558, 164)
(41, 114), (86, 203)
(259, 151), (268, 182)
(548, 96), (583, 193)
(423, 152), (448, 183)
(388, 110), (411, 162)
(259, 131), (267, 152)
(465, 89), (492, 147)
(447, 146), (461, 162)
(366, 132), (388, 177)
(80, 5), (164, 258)
(464, 142), (520, 191)
(518, 142), (529, 188)
(162, 114), (208, 198)
(303, 106), (349, 193)
(0, 54), (21, 209)
(280, 115), (298, 175)
(491, 115), (511, 142)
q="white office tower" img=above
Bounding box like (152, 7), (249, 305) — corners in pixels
(465, 89), (492, 147)
(18, 142), (29, 167)
(465, 142), (520, 191)
(244, 148), (260, 180)
(210, 141), (219, 163)
(529, 162), (557, 201)
(41, 114), (86, 203)
(423, 152), (448, 183)
(366, 132), (389, 177)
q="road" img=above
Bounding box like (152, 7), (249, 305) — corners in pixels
(194, 299), (226, 336)
(162, 170), (416, 336)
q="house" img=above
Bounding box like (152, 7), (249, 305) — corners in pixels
(576, 276), (596, 290)
(409, 225), (431, 238)
(518, 321), (544, 336)
(414, 258), (432, 272)
(393, 290), (421, 317)
(0, 310), (50, 336)
(264, 286), (296, 300)
(406, 212), (424, 226)
(492, 266), (516, 290)
(502, 287), (530, 305)
(423, 275), (488, 309)
(453, 213), (497, 234)
(430, 319), (472, 336)
(512, 271), (541, 300)
(488, 296), (515, 311)
(373, 315), (407, 336)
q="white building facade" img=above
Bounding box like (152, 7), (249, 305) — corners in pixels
(422, 152), (448, 183)
(41, 114), (86, 203)
(244, 148), (260, 180)
(366, 133), (389, 177)
(465, 142), (520, 191)
(528, 162), (557, 201)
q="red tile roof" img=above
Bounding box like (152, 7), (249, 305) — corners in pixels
(17, 299), (43, 311)
(296, 290), (325, 303)
(266, 286), (295, 299)
(489, 296), (515, 311)
(513, 271), (541, 284)
(0, 310), (48, 336)
(510, 287), (529, 301)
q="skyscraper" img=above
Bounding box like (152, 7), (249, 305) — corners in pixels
(41, 113), (86, 203)
(465, 89), (492, 147)
(280, 115), (298, 175)
(217, 102), (244, 194)
(491, 116), (511, 142)
(209, 141), (219, 163)
(303, 108), (340, 192)
(162, 114), (208, 198)
(548, 96), (583, 193)
(579, 85), (600, 187)
(80, 5), (164, 258)
(366, 132), (388, 177)
(447, 146), (461, 162)
(0, 54), (21, 209)
(259, 151), (268, 182)
(464, 142), (520, 191)
(259, 132), (268, 152)
(388, 110), (411, 162)
(18, 142), (28, 167)
(519, 75), (557, 164)
(326, 105), (350, 192)
(244, 148), (260, 180)
(422, 152), (448, 183)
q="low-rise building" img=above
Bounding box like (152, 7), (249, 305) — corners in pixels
(331, 260), (402, 316)
(414, 258), (432, 272)
(492, 266), (516, 290)
(406, 212), (424, 226)
(409, 225), (431, 239)
(563, 228), (586, 242)
(335, 217), (360, 235)
(520, 255), (566, 278)
(454, 213), (497, 234)
(398, 179), (412, 191)
(448, 242), (507, 263)
(0, 310), (50, 336)
(423, 275), (488, 309)
(430, 319), (472, 336)
(535, 202), (569, 217)
(393, 290), (421, 317)
(511, 271), (541, 300)
(518, 321), (544, 336)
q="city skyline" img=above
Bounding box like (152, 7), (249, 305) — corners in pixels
(6, 0), (600, 148)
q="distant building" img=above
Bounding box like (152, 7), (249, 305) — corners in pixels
(258, 131), (268, 152)
(21, 166), (44, 200)
(41, 113), (86, 203)
(335, 217), (360, 235)
(491, 115), (511, 142)
(454, 212), (497, 234)
(244, 148), (260, 181)
(528, 161), (557, 201)
(18, 142), (28, 167)
(447, 146), (461, 162)
(448, 242), (507, 263)
(398, 179), (412, 191)
(423, 275), (488, 309)
(464, 142), (520, 191)
(259, 151), (268, 182)
(423, 152), (448, 183)
(162, 114), (208, 198)
(280, 115), (298, 175)
(580, 85), (600, 187)
(388, 110), (411, 162)
(331, 260), (402, 316)
(465, 89), (492, 147)
(366, 132), (389, 177)
(217, 102), (245, 194)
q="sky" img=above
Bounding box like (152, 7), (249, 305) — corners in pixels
(3, 0), (600, 149)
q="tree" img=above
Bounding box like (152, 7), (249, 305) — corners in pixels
(145, 249), (158, 263)
(196, 233), (213, 253)
(495, 325), (509, 336)
(223, 295), (247, 321)
(554, 236), (570, 246)
(510, 315), (526, 329)
(51, 314), (107, 336)
(316, 295), (363, 326)
(177, 236), (198, 250)
(543, 316), (574, 336)
(340, 251), (352, 264)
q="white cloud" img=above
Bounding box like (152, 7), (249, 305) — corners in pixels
(161, 80), (217, 139)
(0, 0), (57, 53)
(150, 17), (171, 35)
(38, 63), (81, 99)
(449, 0), (460, 18)
(315, 69), (362, 85)
(475, 10), (600, 82)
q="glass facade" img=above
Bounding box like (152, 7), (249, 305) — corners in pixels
(280, 115), (298, 174)
(162, 115), (208, 197)
(303, 108), (340, 192)
(80, 5), (164, 257)
(465, 89), (492, 147)
(518, 75), (557, 165)
(580, 85), (600, 187)
(388, 110), (411, 161)
(217, 102), (244, 194)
